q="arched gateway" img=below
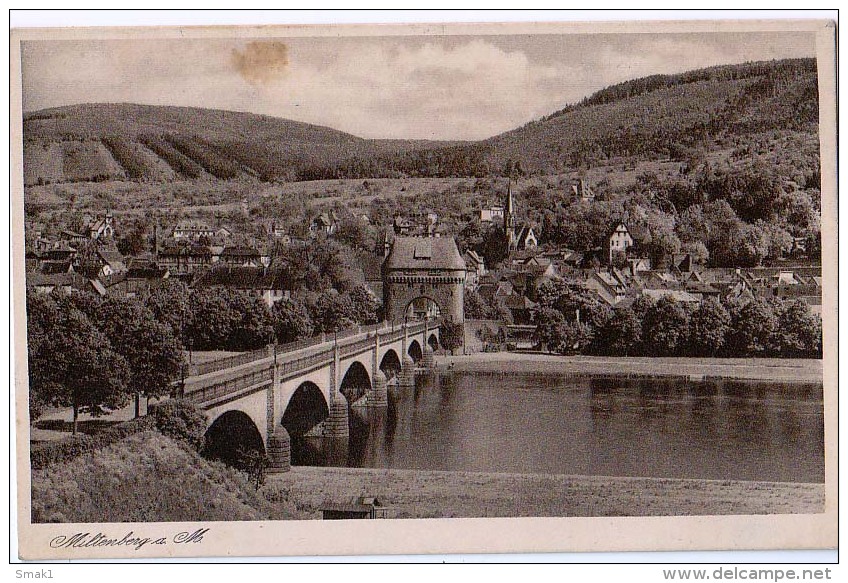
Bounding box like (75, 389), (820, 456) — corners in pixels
(382, 236), (466, 323)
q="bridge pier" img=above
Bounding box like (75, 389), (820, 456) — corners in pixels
(399, 355), (415, 387)
(266, 428), (291, 474)
(368, 369), (388, 407)
(422, 345), (435, 369)
(324, 393), (350, 438)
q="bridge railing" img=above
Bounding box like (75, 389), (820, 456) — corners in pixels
(182, 318), (444, 381)
(276, 335), (324, 354)
(339, 336), (374, 358)
(184, 366), (274, 405)
(189, 346), (270, 377)
(277, 346), (334, 377)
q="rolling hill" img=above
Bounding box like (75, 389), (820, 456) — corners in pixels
(22, 103), (459, 185)
(483, 58), (819, 173)
(21, 58), (819, 187)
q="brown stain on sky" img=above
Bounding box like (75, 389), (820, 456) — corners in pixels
(231, 41), (289, 85)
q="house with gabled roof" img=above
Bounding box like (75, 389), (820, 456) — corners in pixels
(192, 266), (291, 307)
(310, 212), (337, 236)
(86, 210), (115, 240)
(172, 219), (215, 241)
(571, 178), (595, 202)
(463, 249), (486, 288)
(157, 240), (213, 275)
(605, 222), (634, 265)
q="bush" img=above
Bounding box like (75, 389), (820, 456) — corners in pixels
(30, 416), (154, 470)
(149, 399), (208, 451)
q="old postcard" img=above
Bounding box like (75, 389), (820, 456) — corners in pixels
(10, 17), (837, 560)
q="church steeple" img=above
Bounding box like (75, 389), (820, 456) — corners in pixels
(504, 178), (516, 233)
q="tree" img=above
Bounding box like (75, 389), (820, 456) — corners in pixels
(271, 297), (314, 344)
(26, 293), (61, 421)
(642, 295), (691, 356)
(186, 288), (238, 350)
(308, 290), (357, 333)
(347, 285), (380, 325)
(596, 304), (642, 356)
(774, 299), (822, 358)
(534, 306), (593, 355)
(464, 289), (493, 320)
(150, 399), (207, 451)
(687, 297), (731, 356)
(480, 226), (509, 268)
(439, 321), (465, 355)
(95, 297), (184, 415)
(116, 222), (149, 256)
(144, 280), (193, 344)
(536, 278), (612, 331)
(282, 239), (355, 293)
(725, 298), (778, 356)
(237, 447), (269, 491)
(533, 307), (566, 353)
(222, 289), (275, 351)
(457, 220), (485, 253)
(335, 216), (376, 253)
(26, 292), (130, 435)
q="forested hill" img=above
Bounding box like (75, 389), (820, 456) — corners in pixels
(22, 58), (818, 185)
(482, 58), (818, 173)
(22, 103), (457, 185)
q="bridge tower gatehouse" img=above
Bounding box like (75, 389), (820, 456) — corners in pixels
(382, 236), (466, 324)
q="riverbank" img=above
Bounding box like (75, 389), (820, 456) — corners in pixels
(435, 353), (822, 383)
(265, 466), (824, 519)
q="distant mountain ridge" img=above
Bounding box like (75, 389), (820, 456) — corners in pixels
(22, 58), (818, 186)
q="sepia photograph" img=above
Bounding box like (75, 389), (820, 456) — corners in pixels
(10, 14), (837, 560)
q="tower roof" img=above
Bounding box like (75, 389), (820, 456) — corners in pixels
(384, 236), (466, 271)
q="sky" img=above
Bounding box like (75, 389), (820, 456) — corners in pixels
(20, 32), (815, 141)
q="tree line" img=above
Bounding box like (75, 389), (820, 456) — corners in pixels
(530, 280), (822, 359)
(26, 280), (382, 431)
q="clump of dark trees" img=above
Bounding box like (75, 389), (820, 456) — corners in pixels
(26, 276), (381, 431)
(526, 280), (822, 359)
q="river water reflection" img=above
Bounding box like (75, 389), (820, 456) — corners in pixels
(291, 372), (824, 483)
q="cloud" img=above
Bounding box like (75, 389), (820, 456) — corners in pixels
(231, 41), (289, 85)
(20, 33), (815, 140)
(270, 39), (564, 139)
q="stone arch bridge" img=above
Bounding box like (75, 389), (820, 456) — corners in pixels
(180, 320), (441, 472)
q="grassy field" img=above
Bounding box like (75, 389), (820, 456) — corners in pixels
(265, 466), (824, 519)
(30, 431), (304, 523)
(438, 353), (823, 383)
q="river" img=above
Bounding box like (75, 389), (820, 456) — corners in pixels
(290, 371), (824, 483)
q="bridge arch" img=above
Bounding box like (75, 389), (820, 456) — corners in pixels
(203, 410), (265, 470)
(408, 339), (423, 363)
(282, 381), (329, 436)
(427, 333), (439, 352)
(380, 349), (402, 380)
(340, 361), (371, 405)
